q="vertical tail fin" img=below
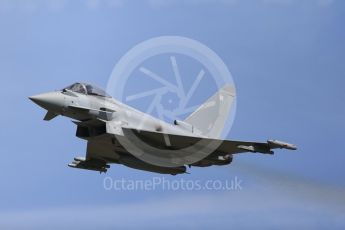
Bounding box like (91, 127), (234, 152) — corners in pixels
(184, 84), (236, 138)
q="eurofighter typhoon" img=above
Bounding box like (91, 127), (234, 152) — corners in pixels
(29, 82), (296, 175)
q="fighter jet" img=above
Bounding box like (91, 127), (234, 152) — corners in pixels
(29, 82), (296, 175)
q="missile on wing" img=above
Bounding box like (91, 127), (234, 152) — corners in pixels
(74, 157), (86, 162)
(68, 163), (108, 173)
(267, 140), (297, 150)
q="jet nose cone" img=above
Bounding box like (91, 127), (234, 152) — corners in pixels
(29, 94), (45, 105)
(29, 92), (64, 111)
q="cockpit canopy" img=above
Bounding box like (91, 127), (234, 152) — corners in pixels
(63, 83), (111, 98)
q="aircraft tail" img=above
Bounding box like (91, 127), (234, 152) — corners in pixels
(184, 84), (236, 138)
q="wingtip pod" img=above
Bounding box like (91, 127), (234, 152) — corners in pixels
(267, 140), (297, 150)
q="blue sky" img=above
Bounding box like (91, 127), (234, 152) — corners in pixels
(0, 0), (344, 229)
